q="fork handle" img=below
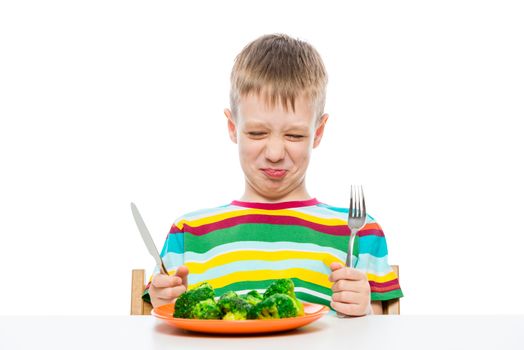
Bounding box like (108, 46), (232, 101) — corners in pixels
(336, 232), (358, 318)
(346, 232), (358, 268)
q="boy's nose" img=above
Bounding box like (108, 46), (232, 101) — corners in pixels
(264, 137), (285, 162)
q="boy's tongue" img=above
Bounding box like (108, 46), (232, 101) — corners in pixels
(262, 168), (287, 178)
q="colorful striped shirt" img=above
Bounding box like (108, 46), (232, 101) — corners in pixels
(143, 198), (403, 307)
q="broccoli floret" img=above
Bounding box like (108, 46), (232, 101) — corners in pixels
(240, 290), (263, 307)
(217, 294), (252, 320)
(263, 279), (295, 299)
(174, 282), (215, 318)
(246, 290), (263, 300)
(190, 299), (222, 319)
(248, 293), (298, 319)
(263, 279), (304, 316)
(219, 290), (238, 300)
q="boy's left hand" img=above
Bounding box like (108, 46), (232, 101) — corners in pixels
(329, 262), (371, 316)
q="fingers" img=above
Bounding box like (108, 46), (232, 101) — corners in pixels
(330, 262), (344, 271)
(175, 265), (189, 287)
(329, 266), (367, 283)
(331, 279), (369, 293)
(152, 265), (190, 288)
(150, 266), (190, 308)
(153, 285), (187, 301)
(150, 274), (187, 308)
(331, 290), (367, 304)
(331, 301), (369, 317)
(152, 274), (182, 288)
(329, 264), (371, 316)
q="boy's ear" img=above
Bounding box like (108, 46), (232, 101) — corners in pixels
(313, 114), (329, 148)
(224, 108), (238, 144)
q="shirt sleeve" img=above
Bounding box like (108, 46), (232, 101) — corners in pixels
(354, 217), (403, 301)
(142, 219), (185, 303)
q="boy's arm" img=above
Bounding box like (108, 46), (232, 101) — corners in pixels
(358, 219), (403, 307)
(143, 220), (186, 305)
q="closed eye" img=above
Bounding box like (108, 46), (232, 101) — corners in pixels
(247, 131), (267, 137)
(286, 134), (305, 139)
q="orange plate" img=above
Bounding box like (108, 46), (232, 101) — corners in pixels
(152, 302), (329, 334)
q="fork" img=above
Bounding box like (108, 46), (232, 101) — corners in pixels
(335, 185), (367, 318)
(346, 185), (367, 269)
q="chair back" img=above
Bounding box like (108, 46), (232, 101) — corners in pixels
(130, 269), (152, 316)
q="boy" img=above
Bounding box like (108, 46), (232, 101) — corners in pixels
(144, 34), (402, 316)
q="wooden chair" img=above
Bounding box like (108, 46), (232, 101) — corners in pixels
(130, 265), (400, 315)
(130, 269), (153, 316)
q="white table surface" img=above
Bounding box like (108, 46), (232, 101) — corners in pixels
(1, 314), (523, 350)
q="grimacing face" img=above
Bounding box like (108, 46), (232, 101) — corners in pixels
(224, 93), (328, 202)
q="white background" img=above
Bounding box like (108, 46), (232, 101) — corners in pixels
(1, 0), (523, 315)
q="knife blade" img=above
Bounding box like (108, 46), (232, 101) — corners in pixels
(131, 202), (168, 275)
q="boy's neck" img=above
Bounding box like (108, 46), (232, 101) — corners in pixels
(239, 187), (312, 203)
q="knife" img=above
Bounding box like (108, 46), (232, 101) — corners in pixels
(131, 202), (168, 275)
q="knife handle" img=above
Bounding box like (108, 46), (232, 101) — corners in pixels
(159, 261), (168, 275)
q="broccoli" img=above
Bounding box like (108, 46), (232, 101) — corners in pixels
(247, 293), (298, 319)
(173, 280), (303, 320)
(190, 299), (222, 319)
(263, 279), (304, 316)
(217, 294), (252, 320)
(240, 290), (263, 307)
(174, 282), (215, 318)
(219, 290), (238, 300)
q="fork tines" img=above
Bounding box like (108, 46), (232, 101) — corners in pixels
(350, 185), (366, 219)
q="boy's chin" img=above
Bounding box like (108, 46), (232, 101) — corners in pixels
(250, 184), (296, 201)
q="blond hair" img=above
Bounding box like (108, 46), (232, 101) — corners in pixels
(229, 34), (328, 121)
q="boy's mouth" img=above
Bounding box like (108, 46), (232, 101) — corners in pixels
(261, 168), (287, 179)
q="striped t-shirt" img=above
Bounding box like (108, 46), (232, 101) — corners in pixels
(143, 198), (403, 307)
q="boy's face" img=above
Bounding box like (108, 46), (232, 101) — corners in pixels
(224, 93), (328, 202)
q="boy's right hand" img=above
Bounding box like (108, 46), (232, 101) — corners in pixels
(149, 265), (189, 308)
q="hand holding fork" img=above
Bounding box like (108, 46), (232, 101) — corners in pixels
(330, 185), (371, 317)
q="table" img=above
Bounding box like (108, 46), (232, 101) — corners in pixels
(1, 314), (523, 349)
